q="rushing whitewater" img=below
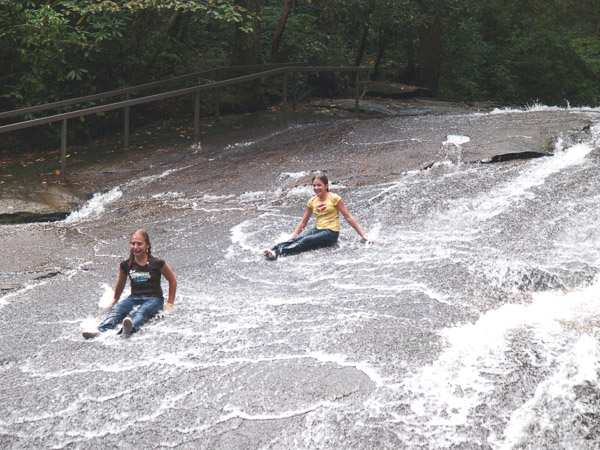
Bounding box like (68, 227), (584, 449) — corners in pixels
(2, 106), (600, 449)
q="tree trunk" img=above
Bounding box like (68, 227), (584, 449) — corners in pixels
(231, 0), (263, 111)
(270, 0), (293, 62)
(417, 14), (441, 94)
(129, 9), (157, 84)
(353, 0), (376, 66)
(402, 34), (417, 84)
(231, 0), (262, 66)
(372, 28), (388, 80)
(142, 9), (182, 75)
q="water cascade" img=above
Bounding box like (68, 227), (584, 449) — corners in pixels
(1, 106), (600, 448)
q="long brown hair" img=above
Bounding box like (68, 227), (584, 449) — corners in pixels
(128, 228), (153, 268)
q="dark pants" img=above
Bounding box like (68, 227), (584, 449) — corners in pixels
(98, 296), (163, 333)
(272, 227), (339, 257)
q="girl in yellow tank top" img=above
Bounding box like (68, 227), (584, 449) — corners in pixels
(264, 174), (371, 260)
(307, 191), (342, 231)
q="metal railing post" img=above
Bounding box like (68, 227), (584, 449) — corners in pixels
(124, 93), (130, 149)
(282, 71), (288, 111)
(282, 71), (288, 123)
(61, 119), (67, 184)
(0, 65), (369, 176)
(0, 63), (308, 121)
(292, 70), (298, 111)
(355, 71), (360, 117)
(194, 91), (200, 147)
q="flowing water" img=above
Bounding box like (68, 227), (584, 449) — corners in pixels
(2, 106), (600, 449)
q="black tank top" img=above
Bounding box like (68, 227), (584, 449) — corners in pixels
(119, 257), (165, 299)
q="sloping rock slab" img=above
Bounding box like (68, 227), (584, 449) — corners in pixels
(310, 99), (431, 116)
(366, 81), (433, 99)
(0, 185), (84, 224)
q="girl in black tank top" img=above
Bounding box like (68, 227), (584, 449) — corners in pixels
(83, 229), (177, 339)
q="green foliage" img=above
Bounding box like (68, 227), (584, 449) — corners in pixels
(572, 37), (600, 78)
(268, 12), (341, 64)
(64, 0), (251, 27)
(2, 0), (600, 120)
(507, 30), (599, 106)
(432, 0), (600, 105)
(0, 0), (252, 111)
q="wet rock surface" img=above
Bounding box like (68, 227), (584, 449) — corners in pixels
(2, 103), (600, 448)
(0, 100), (591, 224)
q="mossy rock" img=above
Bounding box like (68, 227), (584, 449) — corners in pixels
(366, 82), (432, 99)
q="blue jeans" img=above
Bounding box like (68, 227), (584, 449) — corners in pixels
(272, 227), (339, 257)
(98, 296), (163, 333)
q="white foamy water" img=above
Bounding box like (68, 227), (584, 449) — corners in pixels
(440, 134), (470, 165)
(443, 135), (471, 146)
(224, 141), (255, 150)
(4, 107), (600, 449)
(64, 187), (122, 223)
(97, 283), (115, 309)
(279, 171), (315, 180)
(460, 141), (592, 224)
(499, 333), (600, 449)
(366, 281), (600, 448)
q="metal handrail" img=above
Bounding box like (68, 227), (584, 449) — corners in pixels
(1, 65), (370, 183)
(0, 63), (308, 120)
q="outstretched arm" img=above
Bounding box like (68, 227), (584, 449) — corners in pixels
(161, 263), (177, 311)
(337, 198), (371, 242)
(291, 206), (313, 238)
(109, 269), (128, 308)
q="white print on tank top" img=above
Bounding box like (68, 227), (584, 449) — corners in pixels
(129, 269), (151, 283)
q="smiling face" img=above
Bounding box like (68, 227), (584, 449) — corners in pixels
(312, 178), (328, 199)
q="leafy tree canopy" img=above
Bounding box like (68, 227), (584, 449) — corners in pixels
(1, 0), (599, 113)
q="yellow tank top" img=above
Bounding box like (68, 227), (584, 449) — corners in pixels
(307, 193), (341, 232)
